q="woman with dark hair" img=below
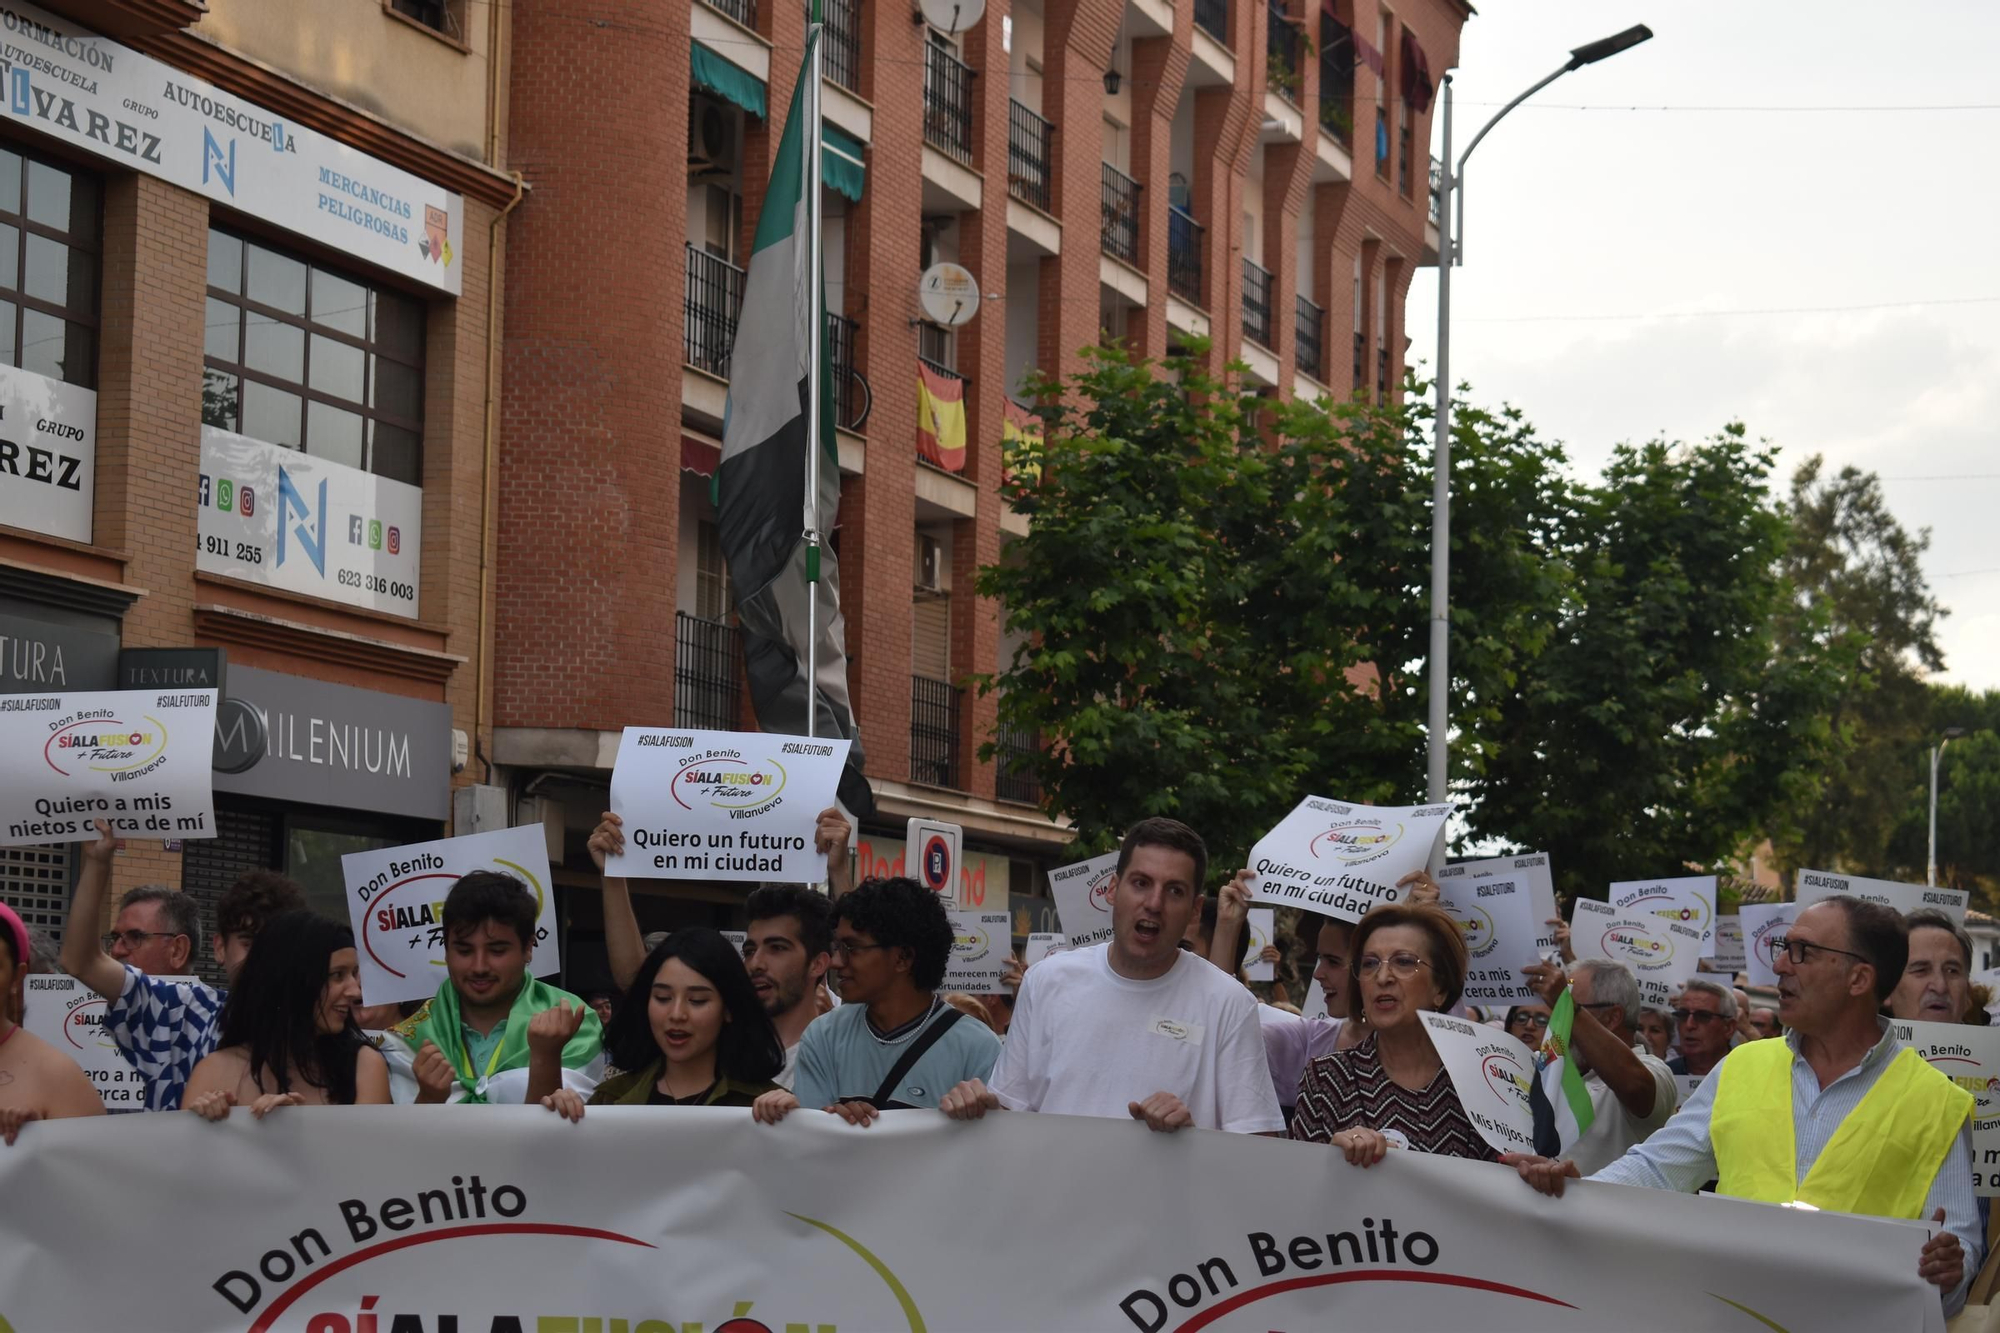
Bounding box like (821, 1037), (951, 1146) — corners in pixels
(541, 927), (783, 1120)
(1505, 1001), (1552, 1046)
(183, 912), (389, 1118)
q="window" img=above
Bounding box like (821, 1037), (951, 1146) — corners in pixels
(0, 145), (100, 388)
(695, 518), (730, 622)
(388, 0), (463, 39)
(203, 228), (426, 485)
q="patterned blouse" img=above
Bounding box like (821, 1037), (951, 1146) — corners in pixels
(1290, 1031), (1498, 1161)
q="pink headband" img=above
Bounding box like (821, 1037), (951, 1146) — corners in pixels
(0, 901), (28, 971)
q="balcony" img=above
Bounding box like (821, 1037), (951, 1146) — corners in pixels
(911, 675), (962, 789)
(1101, 162), (1141, 265)
(1352, 331), (1364, 390)
(701, 0), (756, 30)
(1398, 115), (1412, 196)
(1295, 295), (1323, 378)
(827, 312), (871, 432)
(1168, 205), (1203, 304)
(674, 612), (742, 731)
(1242, 258), (1273, 350)
(824, 0), (861, 93)
(1008, 99), (1054, 213)
(1194, 0), (1229, 46)
(918, 321), (964, 384)
(684, 244), (745, 379)
(1429, 155), (1443, 227)
(924, 42), (974, 165)
(1319, 13), (1354, 146)
(1266, 1), (1301, 106)
(1376, 345), (1389, 399)
(995, 721), (1042, 805)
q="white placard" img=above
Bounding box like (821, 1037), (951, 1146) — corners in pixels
(1302, 974), (1331, 1019)
(1247, 797), (1455, 919)
(0, 363), (94, 542)
(1438, 852), (1561, 954)
(1705, 914), (1746, 971)
(341, 824), (556, 1006)
(1739, 901), (1799, 988)
(1674, 1071), (1708, 1110)
(0, 687), (215, 845)
(198, 426), (425, 619)
(944, 911), (1010, 994)
(1797, 869), (1968, 924)
(1023, 932), (1067, 968)
(21, 972), (192, 1109)
(906, 817), (963, 906)
(1439, 876), (1540, 1006)
(1891, 1018), (2000, 1196)
(721, 929), (747, 954)
(1571, 897), (1704, 1010)
(1420, 1010), (1537, 1155)
(0, 1), (464, 291)
(1608, 875), (1718, 945)
(1049, 850), (1119, 949)
(605, 727), (851, 882)
(1242, 907), (1275, 981)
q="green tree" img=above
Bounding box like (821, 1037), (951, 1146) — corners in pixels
(1883, 685), (2000, 906)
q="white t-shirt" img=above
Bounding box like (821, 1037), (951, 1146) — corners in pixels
(988, 943), (1284, 1133)
(775, 1041), (798, 1091)
(1565, 1040), (1678, 1176)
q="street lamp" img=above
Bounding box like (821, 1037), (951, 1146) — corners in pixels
(1425, 24), (1654, 817)
(1929, 725), (1969, 887)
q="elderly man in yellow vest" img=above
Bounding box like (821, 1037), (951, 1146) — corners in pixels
(1505, 896), (1980, 1315)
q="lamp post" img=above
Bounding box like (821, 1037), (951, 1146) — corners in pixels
(1928, 725), (1968, 887)
(1425, 25), (1654, 820)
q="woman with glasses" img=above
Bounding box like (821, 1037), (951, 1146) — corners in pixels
(1504, 1002), (1552, 1046)
(1291, 902), (1495, 1164)
(541, 928), (782, 1121)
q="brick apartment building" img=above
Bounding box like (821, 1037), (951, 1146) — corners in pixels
(494, 0), (1467, 972)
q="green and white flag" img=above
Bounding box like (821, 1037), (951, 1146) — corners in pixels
(715, 27), (870, 813)
(1538, 988), (1596, 1154)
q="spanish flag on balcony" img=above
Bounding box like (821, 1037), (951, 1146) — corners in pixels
(917, 362), (968, 472)
(1001, 398), (1043, 485)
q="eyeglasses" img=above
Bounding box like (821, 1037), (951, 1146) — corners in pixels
(1672, 1008), (1729, 1027)
(830, 938), (895, 958)
(1511, 1013), (1551, 1030)
(1767, 935), (1870, 969)
(102, 929), (183, 952)
(1357, 953), (1430, 979)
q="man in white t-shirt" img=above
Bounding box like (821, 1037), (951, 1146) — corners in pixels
(939, 818), (1282, 1134)
(1527, 957), (1676, 1175)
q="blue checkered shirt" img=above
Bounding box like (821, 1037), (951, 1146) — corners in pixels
(100, 964), (226, 1112)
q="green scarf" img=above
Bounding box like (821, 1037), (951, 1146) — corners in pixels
(396, 975), (603, 1105)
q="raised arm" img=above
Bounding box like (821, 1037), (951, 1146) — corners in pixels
(1207, 870), (1254, 974)
(59, 820), (131, 1000)
(589, 812), (646, 993)
(818, 806), (855, 900)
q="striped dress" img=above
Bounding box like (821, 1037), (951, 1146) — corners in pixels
(1290, 1031), (1497, 1160)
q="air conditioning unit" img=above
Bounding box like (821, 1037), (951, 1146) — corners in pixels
(688, 97), (733, 182)
(917, 535), (944, 594)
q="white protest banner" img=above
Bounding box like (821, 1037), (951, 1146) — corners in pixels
(945, 911), (1010, 994)
(1247, 796), (1454, 919)
(1740, 901), (1799, 988)
(0, 687), (215, 845)
(1242, 907), (1274, 981)
(1705, 914), (1746, 971)
(1438, 852), (1561, 954)
(341, 825), (556, 1006)
(0, 1107), (1938, 1331)
(605, 727), (851, 882)
(1608, 875), (1718, 944)
(1050, 849), (1119, 949)
(1419, 1011), (1536, 1155)
(1438, 876), (1540, 1006)
(1891, 1018), (2000, 1196)
(1024, 932), (1068, 968)
(21, 972), (192, 1110)
(1797, 868), (1968, 924)
(1571, 898), (1704, 1010)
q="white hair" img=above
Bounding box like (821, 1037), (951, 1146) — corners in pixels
(1571, 958), (1642, 1025)
(1680, 977), (1738, 1019)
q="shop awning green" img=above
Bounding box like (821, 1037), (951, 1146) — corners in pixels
(692, 43), (766, 119)
(822, 123), (865, 202)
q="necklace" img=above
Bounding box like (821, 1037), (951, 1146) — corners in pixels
(865, 995), (942, 1047)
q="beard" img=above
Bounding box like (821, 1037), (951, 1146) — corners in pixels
(759, 968), (809, 1016)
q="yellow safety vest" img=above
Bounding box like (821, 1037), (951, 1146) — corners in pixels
(1710, 1038), (1971, 1219)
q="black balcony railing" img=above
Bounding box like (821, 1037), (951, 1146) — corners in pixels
(1168, 205), (1202, 304)
(1101, 162), (1141, 264)
(917, 321), (965, 383)
(1398, 115), (1413, 195)
(684, 244), (746, 378)
(1352, 330), (1365, 391)
(995, 722), (1042, 805)
(701, 0), (756, 30)
(924, 42), (974, 164)
(675, 612), (742, 731)
(1266, 1), (1301, 105)
(1242, 258), (1273, 350)
(824, 0), (861, 93)
(1295, 295), (1323, 378)
(1008, 99), (1053, 212)
(1194, 0), (1229, 45)
(1376, 345), (1389, 399)
(1428, 155), (1443, 228)
(1319, 13), (1354, 146)
(911, 675), (962, 789)
(826, 312), (871, 432)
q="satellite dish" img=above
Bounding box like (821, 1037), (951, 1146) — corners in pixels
(918, 262), (980, 327)
(918, 0), (984, 36)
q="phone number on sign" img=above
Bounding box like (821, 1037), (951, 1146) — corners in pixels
(337, 569), (416, 602)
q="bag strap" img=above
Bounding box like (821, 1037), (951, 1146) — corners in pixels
(862, 1007), (963, 1108)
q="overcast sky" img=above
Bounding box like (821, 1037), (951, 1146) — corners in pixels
(1404, 1), (2000, 691)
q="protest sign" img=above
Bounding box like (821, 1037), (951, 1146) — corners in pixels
(1437, 852), (1561, 954)
(0, 688), (215, 846)
(944, 911), (1010, 994)
(1891, 1018), (2000, 1197)
(1674, 1072), (1707, 1110)
(1049, 850), (1119, 949)
(1302, 974), (1329, 1020)
(1437, 876), (1540, 1006)
(1420, 1011), (1536, 1155)
(341, 825), (556, 1006)
(21, 972), (191, 1110)
(1242, 908), (1275, 981)
(1705, 914), (1746, 972)
(1797, 869), (1968, 924)
(1608, 875), (1718, 945)
(0, 1106), (1936, 1331)
(1024, 932), (1068, 968)
(721, 930), (748, 955)
(604, 727), (850, 882)
(1739, 901), (1799, 988)
(1571, 897), (1704, 1010)
(1247, 797), (1454, 919)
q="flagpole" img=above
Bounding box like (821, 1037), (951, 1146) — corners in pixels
(803, 4), (824, 744)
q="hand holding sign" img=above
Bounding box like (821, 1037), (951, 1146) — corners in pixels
(1419, 1011), (1538, 1155)
(1247, 797), (1454, 920)
(1049, 851), (1119, 949)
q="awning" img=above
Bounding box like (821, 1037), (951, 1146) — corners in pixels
(692, 43), (766, 119)
(823, 123), (866, 202)
(681, 434), (722, 477)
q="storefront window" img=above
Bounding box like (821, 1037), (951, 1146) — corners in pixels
(202, 227), (426, 485)
(285, 821), (402, 924)
(0, 145), (100, 388)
